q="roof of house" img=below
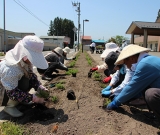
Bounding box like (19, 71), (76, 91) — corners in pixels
(126, 21), (160, 36)
(81, 36), (92, 40)
(92, 39), (106, 43)
(40, 36), (65, 39)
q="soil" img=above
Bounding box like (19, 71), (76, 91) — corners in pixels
(2, 52), (160, 135)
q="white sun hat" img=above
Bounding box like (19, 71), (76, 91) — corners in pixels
(63, 47), (70, 54)
(115, 44), (151, 65)
(5, 35), (48, 69)
(53, 47), (63, 56)
(100, 42), (119, 58)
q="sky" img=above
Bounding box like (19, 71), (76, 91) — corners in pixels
(0, 0), (160, 41)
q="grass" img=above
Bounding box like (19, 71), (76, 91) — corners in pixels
(0, 121), (29, 135)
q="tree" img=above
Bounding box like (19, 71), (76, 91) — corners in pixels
(108, 35), (128, 46)
(48, 17), (76, 48)
(47, 20), (54, 36)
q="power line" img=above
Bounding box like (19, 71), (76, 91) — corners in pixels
(13, 0), (49, 27)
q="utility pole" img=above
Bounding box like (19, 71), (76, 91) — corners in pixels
(3, 0), (6, 54)
(72, 2), (80, 51)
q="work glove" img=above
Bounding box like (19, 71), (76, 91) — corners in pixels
(32, 94), (45, 104)
(101, 85), (111, 93)
(107, 100), (119, 110)
(103, 76), (111, 83)
(101, 90), (111, 97)
(90, 67), (98, 72)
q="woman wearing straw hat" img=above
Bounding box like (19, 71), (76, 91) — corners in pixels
(107, 44), (160, 119)
(37, 47), (68, 81)
(60, 47), (76, 64)
(0, 35), (49, 117)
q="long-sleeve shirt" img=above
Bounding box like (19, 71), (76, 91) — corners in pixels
(114, 55), (160, 105)
(112, 68), (134, 96)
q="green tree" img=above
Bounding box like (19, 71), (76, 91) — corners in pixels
(48, 17), (76, 48)
(108, 35), (128, 46)
(48, 20), (54, 36)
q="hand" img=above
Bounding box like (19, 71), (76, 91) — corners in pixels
(101, 90), (111, 97)
(103, 76), (111, 83)
(107, 100), (119, 110)
(32, 94), (45, 104)
(101, 85), (111, 93)
(90, 67), (98, 72)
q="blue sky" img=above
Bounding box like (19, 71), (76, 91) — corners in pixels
(0, 0), (160, 41)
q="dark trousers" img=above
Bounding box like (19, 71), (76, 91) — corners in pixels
(145, 88), (160, 120)
(37, 62), (67, 77)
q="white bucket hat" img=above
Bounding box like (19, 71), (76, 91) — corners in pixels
(100, 42), (119, 58)
(115, 44), (150, 65)
(63, 47), (70, 54)
(5, 35), (48, 69)
(53, 47), (63, 56)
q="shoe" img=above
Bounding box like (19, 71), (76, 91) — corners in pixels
(42, 75), (52, 81)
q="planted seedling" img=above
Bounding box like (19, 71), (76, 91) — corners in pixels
(103, 98), (111, 108)
(36, 89), (50, 99)
(69, 61), (76, 68)
(93, 71), (101, 81)
(55, 82), (65, 90)
(50, 96), (59, 103)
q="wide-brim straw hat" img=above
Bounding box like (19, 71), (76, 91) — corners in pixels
(5, 35), (48, 69)
(115, 44), (150, 65)
(100, 42), (119, 58)
(53, 47), (63, 56)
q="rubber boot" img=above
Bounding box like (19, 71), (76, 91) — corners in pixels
(3, 99), (23, 117)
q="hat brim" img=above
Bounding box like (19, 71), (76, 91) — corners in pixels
(115, 44), (150, 65)
(100, 47), (119, 58)
(24, 47), (48, 69)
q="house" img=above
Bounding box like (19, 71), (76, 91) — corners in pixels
(81, 36), (92, 51)
(0, 28), (35, 52)
(40, 36), (70, 50)
(126, 10), (160, 51)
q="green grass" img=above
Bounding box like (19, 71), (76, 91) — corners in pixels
(0, 121), (29, 135)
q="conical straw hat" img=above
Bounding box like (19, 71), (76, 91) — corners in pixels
(115, 44), (150, 65)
